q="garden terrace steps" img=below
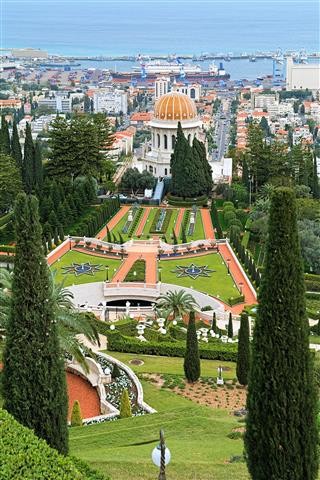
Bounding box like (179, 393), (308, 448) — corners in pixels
(135, 207), (152, 236)
(96, 205), (130, 240)
(201, 208), (215, 239)
(218, 243), (257, 313)
(174, 208), (186, 237)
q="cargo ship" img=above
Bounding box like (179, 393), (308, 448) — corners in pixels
(110, 61), (230, 84)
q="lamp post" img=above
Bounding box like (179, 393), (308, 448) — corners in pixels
(158, 267), (162, 282)
(239, 282), (244, 295)
(133, 270), (137, 281)
(105, 265), (109, 282)
(152, 429), (171, 480)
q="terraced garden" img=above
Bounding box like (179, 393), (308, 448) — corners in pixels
(106, 206), (206, 244)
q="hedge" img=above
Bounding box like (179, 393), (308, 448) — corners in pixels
(305, 280), (320, 292)
(128, 207), (143, 237)
(0, 409), (108, 480)
(305, 273), (320, 282)
(107, 331), (238, 361)
(227, 295), (245, 306)
(0, 254), (14, 263)
(0, 245), (15, 253)
(168, 197), (208, 207)
(306, 292), (320, 300)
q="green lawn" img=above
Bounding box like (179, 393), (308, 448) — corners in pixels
(69, 380), (249, 480)
(159, 253), (239, 303)
(141, 208), (157, 238)
(50, 250), (122, 286)
(103, 210), (131, 242)
(186, 210), (205, 242)
(104, 351), (236, 379)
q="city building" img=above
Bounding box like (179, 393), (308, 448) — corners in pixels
(130, 112), (152, 128)
(286, 57), (320, 91)
(93, 87), (128, 114)
(0, 98), (21, 109)
(38, 96), (72, 113)
(171, 81), (201, 101)
(210, 157), (233, 184)
(155, 77), (170, 100)
(136, 91), (202, 177)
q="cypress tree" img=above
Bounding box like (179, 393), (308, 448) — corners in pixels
(181, 224), (187, 244)
(33, 141), (43, 192)
(58, 224), (64, 242)
(48, 210), (59, 231)
(227, 312), (233, 338)
(2, 193), (68, 454)
(312, 154), (320, 199)
(54, 227), (59, 246)
(119, 389), (132, 418)
(23, 123), (35, 193)
(245, 188), (318, 479)
(172, 229), (178, 245)
(236, 312), (250, 386)
(184, 311), (200, 383)
(0, 115), (11, 155)
(70, 400), (82, 427)
(11, 120), (22, 169)
(211, 311), (217, 333)
(106, 226), (112, 243)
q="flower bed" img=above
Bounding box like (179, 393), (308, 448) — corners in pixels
(149, 208), (173, 234)
(124, 259), (146, 282)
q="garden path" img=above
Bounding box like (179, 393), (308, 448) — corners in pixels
(174, 208), (185, 237)
(218, 243), (257, 314)
(135, 207), (151, 236)
(201, 208), (215, 239)
(96, 205), (130, 240)
(112, 251), (157, 283)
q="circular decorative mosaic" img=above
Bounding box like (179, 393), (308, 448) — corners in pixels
(62, 262), (102, 277)
(172, 263), (215, 280)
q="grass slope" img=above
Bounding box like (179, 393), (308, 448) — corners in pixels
(69, 380), (248, 480)
(108, 352), (236, 379)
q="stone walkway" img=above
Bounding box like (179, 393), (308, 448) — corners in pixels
(135, 207), (151, 236)
(174, 208), (185, 237)
(201, 208), (215, 239)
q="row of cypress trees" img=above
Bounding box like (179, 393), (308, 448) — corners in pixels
(170, 122), (213, 198)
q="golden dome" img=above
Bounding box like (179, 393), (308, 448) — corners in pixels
(154, 92), (197, 121)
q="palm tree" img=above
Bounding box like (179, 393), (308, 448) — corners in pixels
(156, 289), (199, 321)
(0, 268), (100, 369)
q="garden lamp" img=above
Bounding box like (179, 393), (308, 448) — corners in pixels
(152, 429), (171, 480)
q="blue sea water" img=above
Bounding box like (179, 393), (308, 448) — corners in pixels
(2, 0), (319, 78)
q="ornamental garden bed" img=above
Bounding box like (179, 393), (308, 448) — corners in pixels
(124, 259), (146, 282)
(159, 253), (240, 304)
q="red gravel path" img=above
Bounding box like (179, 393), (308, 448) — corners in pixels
(201, 209), (215, 239)
(174, 208), (185, 237)
(66, 371), (101, 420)
(135, 207), (151, 236)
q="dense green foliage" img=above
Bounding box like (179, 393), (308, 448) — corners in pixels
(184, 311), (201, 382)
(236, 312), (250, 386)
(47, 114), (114, 179)
(245, 188), (319, 479)
(0, 409), (108, 480)
(2, 194), (68, 454)
(120, 167), (156, 193)
(0, 154), (23, 214)
(227, 312), (233, 338)
(119, 389), (132, 418)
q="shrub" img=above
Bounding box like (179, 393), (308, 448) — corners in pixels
(71, 400), (83, 427)
(119, 389), (132, 418)
(0, 245), (15, 253)
(305, 280), (320, 292)
(0, 409), (106, 479)
(227, 295), (245, 306)
(112, 363), (121, 379)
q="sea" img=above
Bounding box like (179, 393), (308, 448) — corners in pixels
(2, 0), (320, 80)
